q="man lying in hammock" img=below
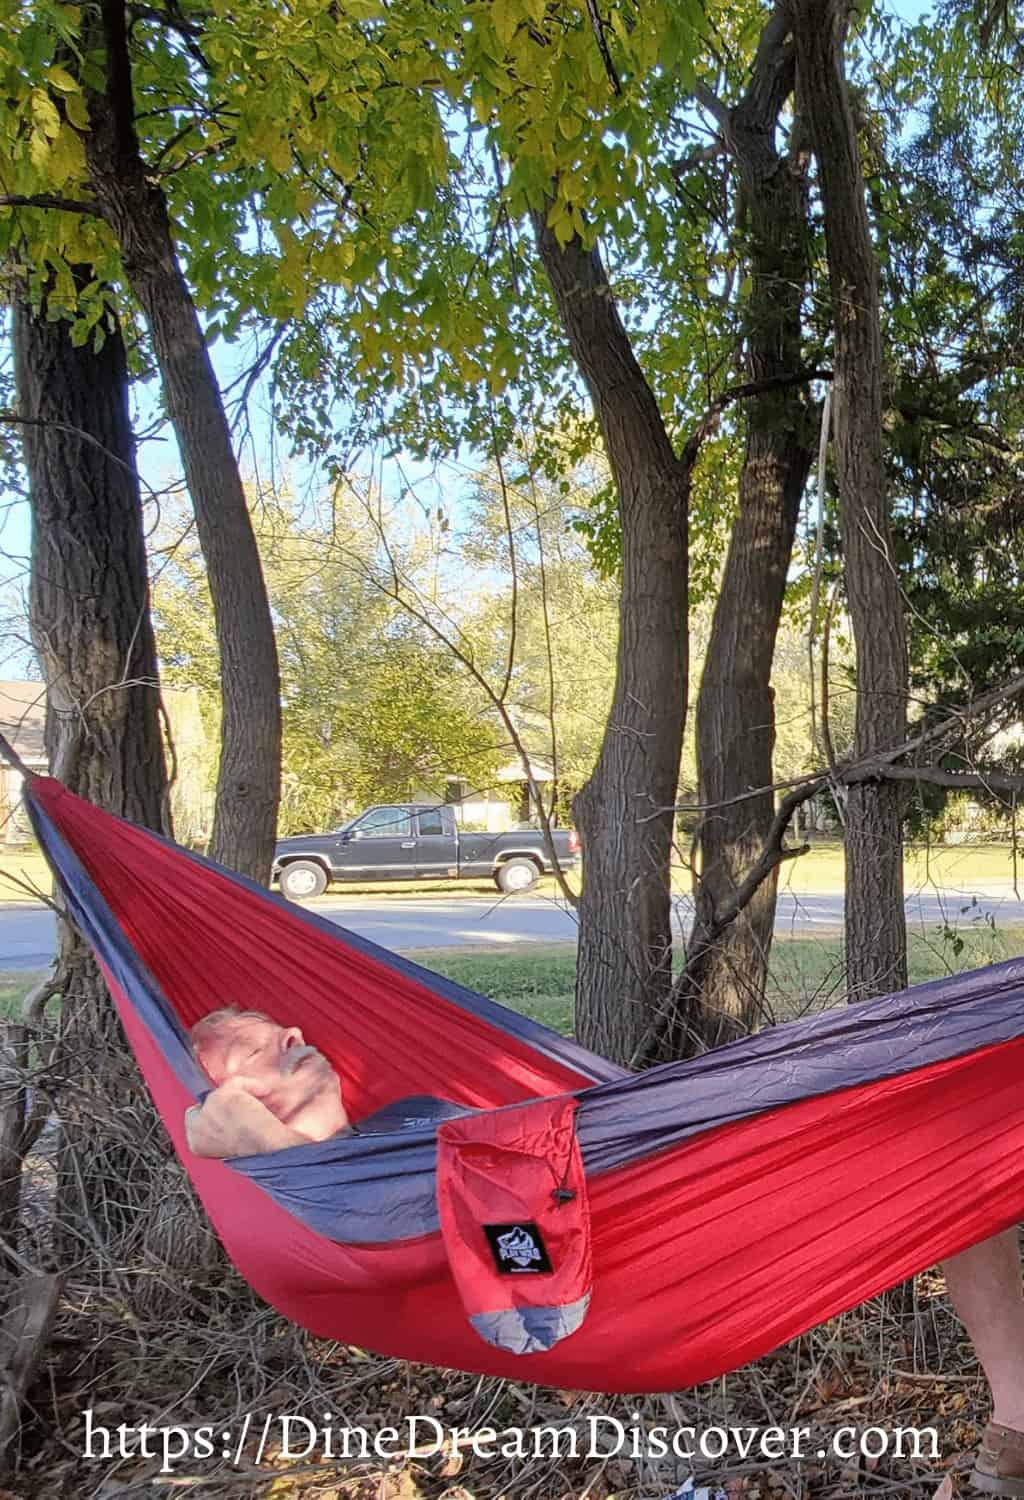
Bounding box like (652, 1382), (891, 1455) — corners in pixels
(184, 1007), (463, 1157)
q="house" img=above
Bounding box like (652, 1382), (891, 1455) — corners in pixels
(0, 680), (213, 845)
(0, 681), (47, 843)
(426, 757), (556, 833)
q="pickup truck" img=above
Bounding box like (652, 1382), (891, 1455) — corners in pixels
(272, 803), (581, 900)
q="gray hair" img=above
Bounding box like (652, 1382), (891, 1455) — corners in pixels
(190, 1006), (274, 1061)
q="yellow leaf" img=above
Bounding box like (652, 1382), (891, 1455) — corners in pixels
(47, 124), (85, 188)
(492, 0), (518, 46)
(28, 127), (52, 172)
(47, 64), (78, 93)
(64, 89), (89, 132)
(30, 89), (61, 139)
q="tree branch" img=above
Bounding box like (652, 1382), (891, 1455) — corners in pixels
(583, 0), (622, 95)
(0, 195), (101, 217)
(849, 764), (1024, 795)
(630, 780), (818, 1067)
(0, 413), (162, 499)
(680, 368), (831, 469)
(694, 81), (730, 128)
(630, 672), (1024, 1066)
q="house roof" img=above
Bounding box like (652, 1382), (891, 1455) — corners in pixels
(495, 756), (554, 783)
(0, 680), (47, 766)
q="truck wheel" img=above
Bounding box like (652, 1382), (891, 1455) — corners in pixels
(495, 858), (540, 894)
(279, 861), (328, 900)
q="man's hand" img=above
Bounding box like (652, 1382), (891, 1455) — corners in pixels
(185, 1077), (315, 1158)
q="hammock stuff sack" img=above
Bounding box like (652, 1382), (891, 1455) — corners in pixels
(24, 773), (1024, 1394)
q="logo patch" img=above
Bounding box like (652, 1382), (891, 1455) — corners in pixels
(483, 1222), (553, 1274)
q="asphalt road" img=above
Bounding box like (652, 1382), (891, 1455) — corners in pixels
(2, 883), (1023, 970)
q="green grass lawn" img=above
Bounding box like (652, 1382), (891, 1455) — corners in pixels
(4, 921), (1022, 1047)
(0, 969), (44, 1019)
(414, 923), (1024, 1036)
(773, 838), (1024, 896)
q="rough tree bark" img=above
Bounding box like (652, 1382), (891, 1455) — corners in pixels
(686, 9), (816, 1050)
(12, 280), (170, 1244)
(15, 304), (168, 826)
(791, 0), (909, 1001)
(533, 218), (690, 1065)
(80, 0), (281, 881)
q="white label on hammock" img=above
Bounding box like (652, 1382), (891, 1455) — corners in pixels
(483, 1222), (553, 1274)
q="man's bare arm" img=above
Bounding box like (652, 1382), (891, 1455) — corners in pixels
(185, 1078), (314, 1158)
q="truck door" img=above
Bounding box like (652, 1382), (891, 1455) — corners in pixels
(346, 806), (418, 879)
(415, 805), (460, 879)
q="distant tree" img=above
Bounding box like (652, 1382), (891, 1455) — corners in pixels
(153, 499), (505, 834)
(459, 457), (620, 817)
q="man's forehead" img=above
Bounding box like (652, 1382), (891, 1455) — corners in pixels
(204, 1014), (280, 1050)
(223, 1014), (279, 1040)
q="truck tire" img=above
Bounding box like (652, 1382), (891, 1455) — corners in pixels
(495, 857), (540, 894)
(279, 860), (329, 900)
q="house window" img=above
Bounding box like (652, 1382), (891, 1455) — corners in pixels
(445, 777), (469, 805)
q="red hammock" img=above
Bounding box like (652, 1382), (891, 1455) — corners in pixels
(25, 773), (1024, 1393)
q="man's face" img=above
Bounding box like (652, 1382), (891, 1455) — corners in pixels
(196, 1015), (347, 1139)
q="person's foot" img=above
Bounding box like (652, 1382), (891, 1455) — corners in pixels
(972, 1422), (1024, 1494)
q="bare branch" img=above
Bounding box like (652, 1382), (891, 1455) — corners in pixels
(0, 194), (102, 216)
(0, 412), (167, 501)
(488, 411), (519, 707)
(850, 764), (1024, 795)
(694, 82), (730, 128)
(630, 672), (1024, 1065)
(583, 0), (623, 96)
(680, 368), (831, 471)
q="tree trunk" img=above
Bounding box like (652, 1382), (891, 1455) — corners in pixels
(791, 0), (908, 1002)
(688, 11), (816, 1049)
(533, 219), (689, 1066)
(13, 279), (171, 1248)
(81, 0), (281, 881)
(15, 302), (168, 826)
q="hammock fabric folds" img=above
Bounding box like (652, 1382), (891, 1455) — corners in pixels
(25, 773), (1024, 1393)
